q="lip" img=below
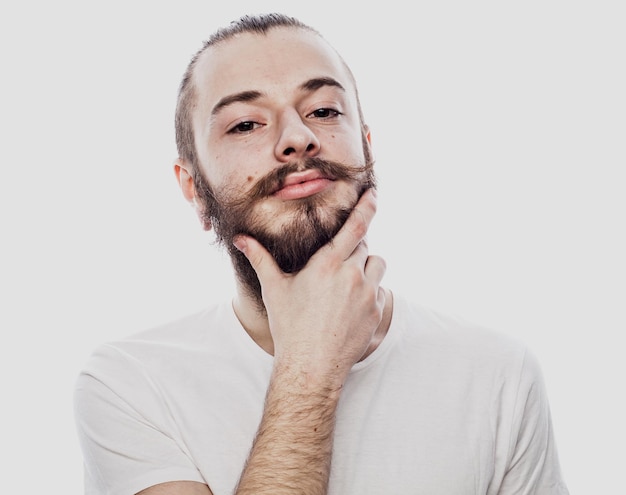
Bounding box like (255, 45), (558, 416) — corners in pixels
(273, 170), (335, 200)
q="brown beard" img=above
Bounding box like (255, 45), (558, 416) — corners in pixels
(193, 156), (376, 312)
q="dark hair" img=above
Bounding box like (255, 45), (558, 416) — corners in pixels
(174, 13), (366, 174)
(174, 13), (318, 171)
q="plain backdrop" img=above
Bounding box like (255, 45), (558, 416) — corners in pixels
(1, 1), (624, 493)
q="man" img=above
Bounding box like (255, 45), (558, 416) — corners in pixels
(74, 13), (569, 495)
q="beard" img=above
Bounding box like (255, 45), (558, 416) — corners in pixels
(193, 155), (376, 312)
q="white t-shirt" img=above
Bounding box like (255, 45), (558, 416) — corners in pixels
(74, 294), (568, 494)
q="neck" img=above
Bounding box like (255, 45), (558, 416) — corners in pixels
(232, 284), (275, 355)
(232, 284), (394, 360)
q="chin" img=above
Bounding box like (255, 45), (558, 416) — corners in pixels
(223, 181), (370, 311)
(259, 184), (358, 231)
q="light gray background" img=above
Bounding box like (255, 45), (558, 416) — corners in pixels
(1, 1), (624, 492)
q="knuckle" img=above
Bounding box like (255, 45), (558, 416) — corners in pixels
(372, 255), (387, 271)
(348, 210), (368, 238)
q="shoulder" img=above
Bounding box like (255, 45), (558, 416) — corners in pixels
(394, 294), (526, 352)
(129, 300), (234, 344)
(76, 300), (236, 384)
(391, 293), (539, 380)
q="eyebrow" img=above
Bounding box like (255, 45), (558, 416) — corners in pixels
(211, 90), (262, 116)
(210, 77), (346, 117)
(300, 76), (345, 93)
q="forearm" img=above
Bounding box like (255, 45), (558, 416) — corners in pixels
(235, 361), (343, 495)
(232, 190), (384, 494)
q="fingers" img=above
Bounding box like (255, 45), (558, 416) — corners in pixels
(233, 187), (378, 281)
(327, 188), (378, 261)
(233, 235), (281, 285)
(365, 254), (387, 286)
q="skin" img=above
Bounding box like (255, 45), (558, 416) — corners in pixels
(141, 26), (392, 495)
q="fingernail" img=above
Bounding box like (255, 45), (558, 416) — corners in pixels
(233, 237), (247, 253)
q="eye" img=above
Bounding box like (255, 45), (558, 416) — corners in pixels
(307, 108), (342, 119)
(228, 121), (263, 134)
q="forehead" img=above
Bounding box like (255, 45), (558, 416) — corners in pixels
(192, 27), (355, 109)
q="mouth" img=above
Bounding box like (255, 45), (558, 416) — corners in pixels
(272, 170), (335, 200)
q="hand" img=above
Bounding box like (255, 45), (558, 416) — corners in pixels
(234, 189), (386, 386)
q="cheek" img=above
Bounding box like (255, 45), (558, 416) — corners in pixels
(207, 144), (268, 184)
(325, 127), (365, 157)
(206, 166), (265, 200)
(333, 140), (367, 165)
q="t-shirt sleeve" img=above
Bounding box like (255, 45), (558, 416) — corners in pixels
(73, 344), (206, 495)
(496, 349), (569, 495)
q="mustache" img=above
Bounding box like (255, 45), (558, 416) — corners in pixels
(230, 156), (375, 206)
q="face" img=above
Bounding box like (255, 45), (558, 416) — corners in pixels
(180, 27), (375, 308)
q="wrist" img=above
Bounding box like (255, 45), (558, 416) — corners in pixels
(271, 356), (347, 401)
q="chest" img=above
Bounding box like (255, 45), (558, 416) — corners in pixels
(174, 365), (499, 495)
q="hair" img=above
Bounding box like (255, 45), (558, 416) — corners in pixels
(174, 12), (365, 174)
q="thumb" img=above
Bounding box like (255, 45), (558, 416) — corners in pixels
(233, 235), (282, 285)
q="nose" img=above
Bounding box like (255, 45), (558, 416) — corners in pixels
(274, 110), (320, 162)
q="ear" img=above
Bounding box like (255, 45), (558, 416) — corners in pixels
(173, 158), (212, 231)
(362, 124), (374, 161)
(174, 158), (195, 202)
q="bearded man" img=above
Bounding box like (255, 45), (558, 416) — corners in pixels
(74, 12), (569, 495)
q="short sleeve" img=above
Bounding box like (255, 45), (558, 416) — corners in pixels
(497, 349), (569, 495)
(73, 345), (206, 495)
